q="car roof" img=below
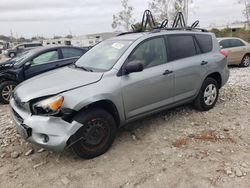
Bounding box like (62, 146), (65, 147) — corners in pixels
(29, 45), (83, 53)
(109, 30), (212, 42)
(18, 42), (42, 45)
(217, 37), (242, 41)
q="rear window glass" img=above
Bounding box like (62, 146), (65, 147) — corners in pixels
(230, 39), (245, 47)
(196, 34), (213, 53)
(61, 48), (84, 58)
(168, 35), (196, 61)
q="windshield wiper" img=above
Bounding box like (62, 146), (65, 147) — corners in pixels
(72, 64), (93, 72)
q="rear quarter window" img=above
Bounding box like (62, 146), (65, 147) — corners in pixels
(167, 35), (197, 61)
(195, 34), (213, 53)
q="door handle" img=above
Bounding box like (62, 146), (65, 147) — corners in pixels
(201, 61), (208, 66)
(163, 70), (173, 75)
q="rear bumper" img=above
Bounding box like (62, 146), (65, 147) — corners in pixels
(9, 98), (82, 152)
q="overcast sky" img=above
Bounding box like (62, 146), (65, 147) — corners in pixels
(0, 0), (245, 38)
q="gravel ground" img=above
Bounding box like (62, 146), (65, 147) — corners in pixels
(0, 66), (250, 188)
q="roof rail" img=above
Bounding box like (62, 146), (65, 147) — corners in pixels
(117, 10), (207, 37)
(151, 27), (208, 33)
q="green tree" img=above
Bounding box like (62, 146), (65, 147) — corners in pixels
(112, 0), (135, 31)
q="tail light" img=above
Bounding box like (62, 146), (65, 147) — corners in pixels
(220, 49), (229, 58)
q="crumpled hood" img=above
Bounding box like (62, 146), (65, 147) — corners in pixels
(15, 66), (103, 102)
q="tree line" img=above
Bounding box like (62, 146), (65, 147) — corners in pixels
(112, 0), (250, 33)
(112, 0), (191, 31)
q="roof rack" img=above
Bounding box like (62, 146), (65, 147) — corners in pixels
(118, 10), (207, 36)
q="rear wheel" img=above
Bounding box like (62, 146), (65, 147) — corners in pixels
(240, 55), (250, 67)
(71, 109), (117, 159)
(0, 81), (17, 104)
(193, 78), (219, 111)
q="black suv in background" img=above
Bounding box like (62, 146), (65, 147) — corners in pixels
(0, 46), (87, 104)
(3, 42), (43, 58)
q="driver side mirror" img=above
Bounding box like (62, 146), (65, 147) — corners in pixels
(123, 60), (144, 75)
(24, 61), (32, 70)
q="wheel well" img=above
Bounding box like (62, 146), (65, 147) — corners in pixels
(77, 100), (120, 126)
(244, 53), (250, 58)
(206, 72), (222, 88)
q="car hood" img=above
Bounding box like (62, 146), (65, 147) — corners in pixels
(0, 59), (14, 70)
(15, 66), (104, 102)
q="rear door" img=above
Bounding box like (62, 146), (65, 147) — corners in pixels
(58, 47), (86, 67)
(24, 49), (61, 79)
(167, 34), (208, 102)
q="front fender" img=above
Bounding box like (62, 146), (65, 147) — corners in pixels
(61, 84), (126, 125)
(0, 72), (18, 82)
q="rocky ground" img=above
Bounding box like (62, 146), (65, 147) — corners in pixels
(0, 66), (250, 188)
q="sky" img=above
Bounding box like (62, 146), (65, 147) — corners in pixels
(0, 0), (246, 38)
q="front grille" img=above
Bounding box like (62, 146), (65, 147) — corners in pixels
(12, 109), (24, 123)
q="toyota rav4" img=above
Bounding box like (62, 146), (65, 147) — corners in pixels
(10, 30), (229, 159)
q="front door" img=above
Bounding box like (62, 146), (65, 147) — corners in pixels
(25, 50), (60, 79)
(121, 37), (174, 119)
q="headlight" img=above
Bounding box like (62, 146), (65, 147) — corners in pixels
(32, 95), (64, 115)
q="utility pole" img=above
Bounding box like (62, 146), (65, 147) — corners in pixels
(245, 0), (250, 29)
(183, 0), (189, 24)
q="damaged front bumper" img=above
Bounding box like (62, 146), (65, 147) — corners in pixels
(9, 98), (82, 152)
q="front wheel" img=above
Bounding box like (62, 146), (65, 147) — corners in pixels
(193, 78), (219, 111)
(9, 52), (16, 58)
(240, 55), (250, 67)
(0, 81), (17, 104)
(71, 109), (117, 159)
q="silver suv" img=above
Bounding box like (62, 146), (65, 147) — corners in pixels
(10, 30), (229, 159)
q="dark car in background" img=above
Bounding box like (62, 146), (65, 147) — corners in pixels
(0, 46), (87, 103)
(3, 42), (43, 58)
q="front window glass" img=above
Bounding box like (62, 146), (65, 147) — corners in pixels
(32, 50), (59, 66)
(219, 40), (230, 49)
(75, 40), (132, 72)
(128, 37), (167, 68)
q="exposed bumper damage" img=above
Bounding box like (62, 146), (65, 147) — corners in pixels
(9, 98), (82, 152)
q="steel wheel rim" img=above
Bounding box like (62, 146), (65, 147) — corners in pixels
(204, 84), (217, 106)
(243, 56), (250, 67)
(2, 84), (15, 101)
(80, 118), (110, 152)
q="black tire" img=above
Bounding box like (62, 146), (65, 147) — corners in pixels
(193, 78), (219, 111)
(9, 52), (16, 58)
(71, 109), (117, 159)
(239, 54), (250, 67)
(0, 81), (17, 104)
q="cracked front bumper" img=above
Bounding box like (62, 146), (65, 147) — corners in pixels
(9, 98), (82, 152)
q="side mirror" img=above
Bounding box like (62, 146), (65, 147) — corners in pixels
(124, 60), (144, 75)
(24, 61), (32, 70)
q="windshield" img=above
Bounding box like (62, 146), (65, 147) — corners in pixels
(12, 51), (33, 66)
(75, 40), (132, 72)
